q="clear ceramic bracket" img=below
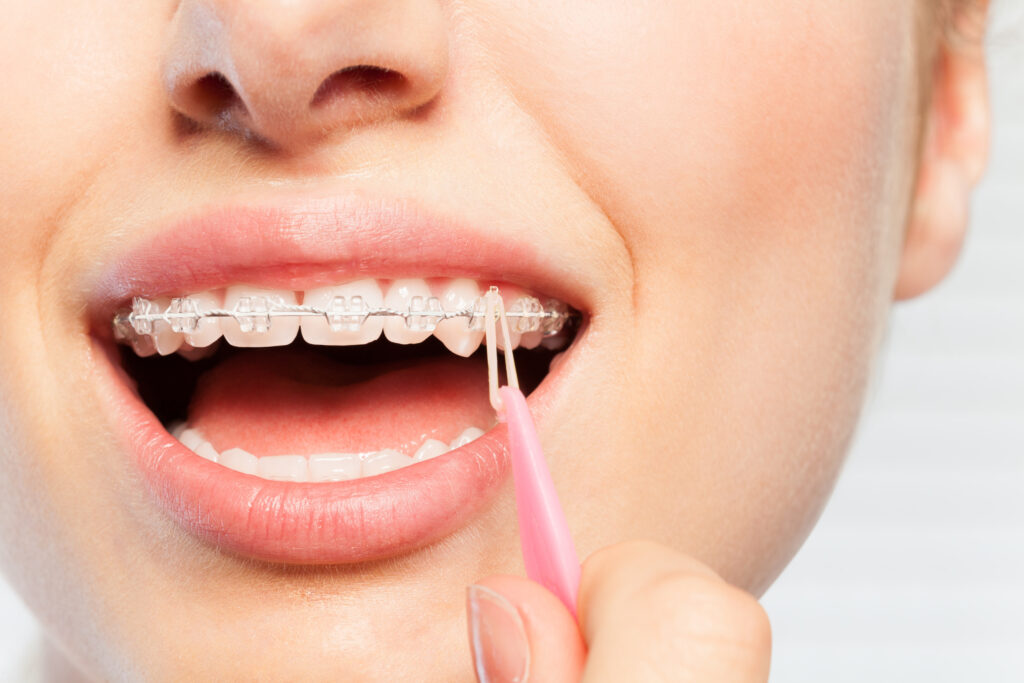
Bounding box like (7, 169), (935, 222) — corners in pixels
(113, 292), (576, 345)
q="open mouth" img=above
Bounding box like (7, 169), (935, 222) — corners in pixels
(113, 280), (577, 483)
(85, 196), (591, 564)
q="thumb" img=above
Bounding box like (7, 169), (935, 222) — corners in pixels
(467, 575), (586, 683)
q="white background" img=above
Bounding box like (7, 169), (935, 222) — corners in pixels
(2, 18), (1022, 683)
(763, 18), (1024, 683)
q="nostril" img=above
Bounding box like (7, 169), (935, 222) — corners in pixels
(310, 65), (407, 108)
(190, 72), (245, 121)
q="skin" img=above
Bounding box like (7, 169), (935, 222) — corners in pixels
(0, 0), (990, 680)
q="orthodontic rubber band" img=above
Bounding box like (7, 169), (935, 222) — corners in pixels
(483, 287), (519, 414)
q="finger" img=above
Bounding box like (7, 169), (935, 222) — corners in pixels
(578, 540), (771, 683)
(467, 575), (586, 683)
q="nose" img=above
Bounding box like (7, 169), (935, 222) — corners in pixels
(162, 0), (449, 150)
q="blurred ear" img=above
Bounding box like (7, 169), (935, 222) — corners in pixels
(895, 4), (991, 300)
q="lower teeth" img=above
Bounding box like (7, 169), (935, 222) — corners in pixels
(170, 423), (487, 482)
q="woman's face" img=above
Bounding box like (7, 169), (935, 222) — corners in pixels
(0, 0), (976, 680)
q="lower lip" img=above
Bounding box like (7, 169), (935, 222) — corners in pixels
(95, 342), (516, 564)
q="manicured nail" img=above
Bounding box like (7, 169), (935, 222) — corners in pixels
(467, 584), (531, 683)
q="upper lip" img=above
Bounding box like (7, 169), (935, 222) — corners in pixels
(86, 192), (591, 339)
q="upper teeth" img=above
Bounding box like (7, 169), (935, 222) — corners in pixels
(113, 278), (573, 359)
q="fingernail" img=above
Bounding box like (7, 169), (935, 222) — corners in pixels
(466, 584), (531, 683)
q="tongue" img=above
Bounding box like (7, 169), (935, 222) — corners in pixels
(188, 348), (494, 457)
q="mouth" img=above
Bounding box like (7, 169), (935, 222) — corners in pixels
(87, 196), (588, 565)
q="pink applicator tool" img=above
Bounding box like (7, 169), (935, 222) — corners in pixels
(484, 288), (581, 615)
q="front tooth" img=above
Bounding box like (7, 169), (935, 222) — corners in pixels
(495, 333), (522, 351)
(193, 441), (219, 462)
(130, 334), (157, 357)
(450, 427), (486, 449)
(413, 439), (450, 462)
(494, 295), (522, 351)
(433, 279), (485, 357)
(221, 287), (299, 347)
(383, 279), (434, 344)
(258, 455), (308, 482)
(518, 331), (544, 349)
(361, 449), (413, 477)
(126, 298), (156, 356)
(177, 428), (205, 451)
(308, 453), (362, 482)
(219, 448), (258, 475)
(301, 280), (384, 346)
(508, 297), (544, 333)
(151, 297), (185, 355)
(181, 291), (224, 348)
(510, 298), (548, 351)
(541, 334), (570, 351)
(177, 340), (221, 362)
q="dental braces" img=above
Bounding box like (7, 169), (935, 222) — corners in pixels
(113, 293), (576, 343)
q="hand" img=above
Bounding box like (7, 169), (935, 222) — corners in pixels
(467, 540), (771, 682)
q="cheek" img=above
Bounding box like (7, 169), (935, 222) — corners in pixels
(0, 0), (171, 667)
(486, 1), (920, 586)
(0, 1), (166, 258)
(488, 0), (917, 270)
